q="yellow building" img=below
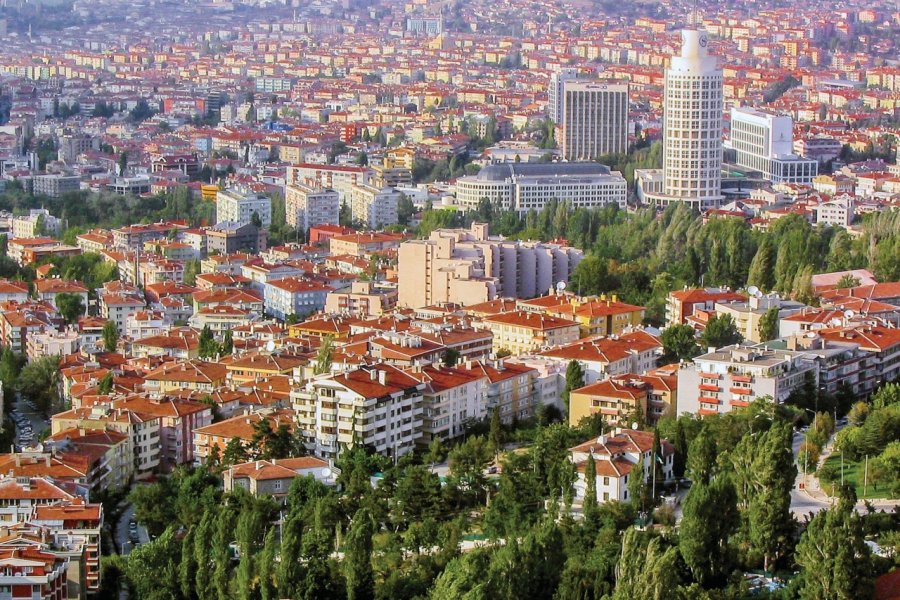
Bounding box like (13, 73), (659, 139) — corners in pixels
(143, 359), (228, 396)
(480, 310), (580, 355)
(519, 293), (644, 337)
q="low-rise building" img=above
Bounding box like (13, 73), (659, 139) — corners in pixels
(677, 344), (818, 416)
(569, 429), (674, 505)
(479, 310), (580, 355)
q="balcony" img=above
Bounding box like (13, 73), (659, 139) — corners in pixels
(698, 396), (721, 405)
(730, 374), (752, 383)
(729, 387), (751, 396)
(698, 383), (719, 393)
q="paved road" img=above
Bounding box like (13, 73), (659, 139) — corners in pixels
(10, 394), (50, 450)
(115, 504), (150, 555)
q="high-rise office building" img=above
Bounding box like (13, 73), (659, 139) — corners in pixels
(548, 67), (578, 124)
(560, 82), (629, 161)
(727, 107), (818, 183)
(638, 28), (723, 210)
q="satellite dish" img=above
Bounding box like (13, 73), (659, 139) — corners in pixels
(755, 290), (763, 299)
(556, 281), (566, 293)
(830, 318), (843, 327)
(631, 422), (638, 430)
(844, 310), (855, 319)
(747, 285), (759, 297)
(265, 340), (276, 352)
(320, 468), (331, 478)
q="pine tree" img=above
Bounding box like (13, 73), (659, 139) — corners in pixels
(613, 528), (681, 600)
(221, 330), (233, 355)
(678, 475), (739, 587)
(277, 513), (304, 596)
(584, 453), (598, 514)
(344, 508), (375, 600)
(562, 360), (585, 413)
(194, 510), (216, 600)
(178, 527), (197, 599)
(686, 426), (717, 485)
(673, 419), (688, 478)
(747, 238), (775, 291)
(102, 320), (119, 353)
(199, 324), (219, 359)
(489, 407), (503, 459)
(795, 498), (874, 599)
(259, 527), (278, 600)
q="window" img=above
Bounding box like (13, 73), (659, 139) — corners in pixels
(274, 480), (283, 491)
(603, 476), (609, 485)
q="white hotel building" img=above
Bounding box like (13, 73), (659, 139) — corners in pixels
(726, 107), (817, 184)
(639, 28), (724, 210)
(454, 162), (627, 214)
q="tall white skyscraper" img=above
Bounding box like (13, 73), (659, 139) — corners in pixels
(560, 82), (629, 161)
(548, 67), (578, 124)
(639, 28), (723, 210)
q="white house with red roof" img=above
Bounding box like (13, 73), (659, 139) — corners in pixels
(569, 429), (674, 505)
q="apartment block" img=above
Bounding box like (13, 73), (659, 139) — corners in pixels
(216, 187), (272, 228)
(568, 372), (677, 427)
(397, 223), (583, 309)
(349, 184), (400, 229)
(284, 183), (339, 231)
(291, 364), (425, 459)
(677, 344), (818, 416)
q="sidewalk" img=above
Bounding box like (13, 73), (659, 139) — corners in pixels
(799, 430), (899, 511)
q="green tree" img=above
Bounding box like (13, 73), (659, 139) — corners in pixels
(562, 360), (585, 413)
(102, 320), (119, 352)
(124, 528), (182, 599)
(258, 527), (278, 600)
(17, 356), (61, 414)
(198, 324), (219, 359)
(221, 330), (234, 356)
(489, 407), (503, 458)
(673, 419), (688, 478)
(701, 313), (742, 349)
(686, 426), (717, 485)
(678, 475), (739, 587)
(97, 371), (114, 395)
(747, 423), (797, 572)
(55, 292), (85, 324)
(757, 307), (779, 342)
(613, 528), (681, 600)
(183, 258), (201, 286)
(583, 453), (598, 514)
(344, 508), (375, 600)
(795, 496), (874, 599)
(397, 194), (415, 226)
(178, 527), (197, 599)
(314, 335), (334, 375)
(661, 324), (700, 362)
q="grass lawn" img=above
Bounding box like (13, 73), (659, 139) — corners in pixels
(820, 453), (895, 500)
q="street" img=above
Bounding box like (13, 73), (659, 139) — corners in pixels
(10, 393), (50, 450)
(115, 504), (150, 555)
(790, 429), (831, 517)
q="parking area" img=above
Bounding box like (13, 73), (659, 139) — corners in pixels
(9, 394), (49, 450)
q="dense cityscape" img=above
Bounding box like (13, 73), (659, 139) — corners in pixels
(0, 0), (897, 598)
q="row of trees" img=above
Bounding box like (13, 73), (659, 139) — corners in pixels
(114, 397), (896, 600)
(408, 199), (899, 324)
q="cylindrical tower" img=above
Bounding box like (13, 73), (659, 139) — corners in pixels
(661, 28), (723, 210)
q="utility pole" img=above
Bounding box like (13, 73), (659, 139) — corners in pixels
(863, 454), (868, 498)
